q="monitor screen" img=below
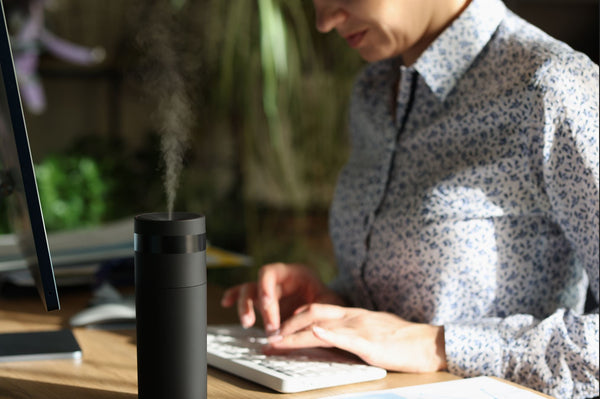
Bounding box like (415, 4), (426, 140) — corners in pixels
(0, 1), (59, 311)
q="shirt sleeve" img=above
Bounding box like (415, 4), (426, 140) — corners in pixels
(444, 54), (599, 399)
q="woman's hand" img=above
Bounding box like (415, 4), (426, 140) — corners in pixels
(220, 263), (344, 334)
(265, 303), (447, 373)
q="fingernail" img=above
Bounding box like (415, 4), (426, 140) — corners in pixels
(312, 325), (326, 335)
(267, 334), (283, 343)
(241, 315), (252, 328)
(265, 324), (279, 334)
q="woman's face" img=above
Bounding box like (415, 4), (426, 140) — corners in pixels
(312, 0), (466, 64)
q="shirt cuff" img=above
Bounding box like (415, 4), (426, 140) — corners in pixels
(444, 318), (504, 378)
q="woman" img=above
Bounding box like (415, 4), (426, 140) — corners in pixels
(222, 0), (599, 397)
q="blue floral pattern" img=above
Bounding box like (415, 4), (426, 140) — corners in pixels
(328, 0), (599, 397)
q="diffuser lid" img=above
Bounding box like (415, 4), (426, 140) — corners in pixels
(134, 212), (205, 236)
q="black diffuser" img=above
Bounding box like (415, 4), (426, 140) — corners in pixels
(134, 212), (207, 399)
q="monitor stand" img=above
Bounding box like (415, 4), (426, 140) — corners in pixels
(0, 170), (81, 362)
(0, 330), (81, 362)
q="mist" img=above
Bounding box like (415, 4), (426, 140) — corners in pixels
(133, 1), (196, 217)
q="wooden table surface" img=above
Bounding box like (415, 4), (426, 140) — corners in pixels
(0, 284), (552, 399)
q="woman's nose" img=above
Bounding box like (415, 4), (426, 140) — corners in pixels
(314, 2), (347, 33)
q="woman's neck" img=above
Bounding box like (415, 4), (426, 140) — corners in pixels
(402, 0), (472, 66)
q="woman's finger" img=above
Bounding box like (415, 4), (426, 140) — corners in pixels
(220, 285), (241, 308)
(279, 303), (346, 336)
(311, 325), (371, 359)
(237, 283), (258, 328)
(265, 328), (326, 352)
(257, 264), (285, 334)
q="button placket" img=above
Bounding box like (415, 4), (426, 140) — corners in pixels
(359, 67), (419, 309)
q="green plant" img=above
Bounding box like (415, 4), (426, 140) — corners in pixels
(34, 155), (111, 231)
(204, 0), (363, 209)
(133, 0), (363, 210)
(0, 154), (113, 233)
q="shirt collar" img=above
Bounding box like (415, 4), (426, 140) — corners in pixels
(412, 0), (507, 101)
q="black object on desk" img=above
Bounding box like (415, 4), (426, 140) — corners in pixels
(134, 212), (207, 399)
(0, 330), (81, 362)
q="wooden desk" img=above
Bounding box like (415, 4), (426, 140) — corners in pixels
(0, 286), (552, 399)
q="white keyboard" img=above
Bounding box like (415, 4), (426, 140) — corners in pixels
(207, 325), (387, 393)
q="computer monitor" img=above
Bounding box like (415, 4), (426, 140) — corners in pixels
(0, 0), (58, 311)
(0, 1), (80, 362)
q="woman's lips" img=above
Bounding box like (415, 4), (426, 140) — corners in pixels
(345, 30), (366, 48)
